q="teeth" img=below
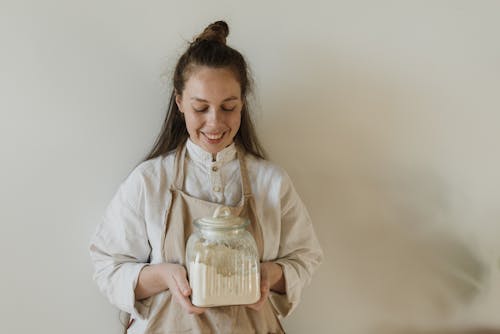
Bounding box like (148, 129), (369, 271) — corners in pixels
(204, 132), (224, 140)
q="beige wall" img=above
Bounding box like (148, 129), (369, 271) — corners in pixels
(1, 1), (499, 333)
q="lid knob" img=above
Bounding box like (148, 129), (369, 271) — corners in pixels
(213, 206), (232, 219)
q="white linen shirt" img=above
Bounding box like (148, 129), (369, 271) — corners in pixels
(90, 139), (323, 327)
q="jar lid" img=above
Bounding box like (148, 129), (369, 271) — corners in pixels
(194, 206), (249, 230)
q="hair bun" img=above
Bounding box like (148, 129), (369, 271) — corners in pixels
(194, 20), (229, 44)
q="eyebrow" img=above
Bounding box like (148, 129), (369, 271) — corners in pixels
(190, 96), (239, 103)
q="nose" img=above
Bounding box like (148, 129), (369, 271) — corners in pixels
(206, 108), (223, 123)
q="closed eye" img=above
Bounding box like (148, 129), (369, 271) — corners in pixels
(192, 105), (237, 112)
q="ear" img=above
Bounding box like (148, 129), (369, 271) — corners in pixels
(175, 92), (183, 113)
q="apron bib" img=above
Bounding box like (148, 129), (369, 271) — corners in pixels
(142, 143), (285, 334)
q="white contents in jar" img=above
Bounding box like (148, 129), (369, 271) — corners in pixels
(189, 261), (260, 307)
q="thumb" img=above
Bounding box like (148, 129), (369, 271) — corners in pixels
(174, 274), (192, 296)
(261, 274), (270, 289)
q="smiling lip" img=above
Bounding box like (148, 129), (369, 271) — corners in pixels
(202, 131), (226, 144)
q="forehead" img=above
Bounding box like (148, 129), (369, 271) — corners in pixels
(183, 66), (241, 99)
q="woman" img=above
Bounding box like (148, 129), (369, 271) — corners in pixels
(90, 21), (323, 333)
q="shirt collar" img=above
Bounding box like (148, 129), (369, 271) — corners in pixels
(186, 138), (237, 165)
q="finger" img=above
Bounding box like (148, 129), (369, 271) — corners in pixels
(171, 266), (192, 297)
(174, 291), (206, 314)
(247, 282), (270, 311)
(261, 278), (270, 292)
(169, 274), (206, 314)
(183, 296), (207, 315)
(247, 297), (265, 311)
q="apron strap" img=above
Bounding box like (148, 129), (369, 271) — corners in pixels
(172, 142), (187, 190)
(236, 144), (252, 198)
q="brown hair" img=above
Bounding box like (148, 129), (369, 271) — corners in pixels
(143, 21), (266, 161)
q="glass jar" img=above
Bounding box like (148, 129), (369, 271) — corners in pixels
(186, 206), (260, 307)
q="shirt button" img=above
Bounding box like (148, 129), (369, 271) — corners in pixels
(212, 166), (218, 172)
(213, 186), (221, 193)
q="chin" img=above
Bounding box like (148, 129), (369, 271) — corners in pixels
(200, 144), (221, 154)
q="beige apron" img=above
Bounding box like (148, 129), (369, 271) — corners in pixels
(142, 143), (285, 334)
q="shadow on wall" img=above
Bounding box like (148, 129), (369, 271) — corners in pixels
(260, 43), (491, 330)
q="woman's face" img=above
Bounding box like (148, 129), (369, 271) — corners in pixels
(176, 66), (243, 157)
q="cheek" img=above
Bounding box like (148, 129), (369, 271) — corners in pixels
(234, 119), (241, 131)
(231, 112), (242, 131)
(184, 114), (202, 132)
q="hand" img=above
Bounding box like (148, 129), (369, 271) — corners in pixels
(160, 263), (207, 315)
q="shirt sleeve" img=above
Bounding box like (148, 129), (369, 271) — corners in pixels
(269, 171), (323, 318)
(89, 167), (153, 320)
